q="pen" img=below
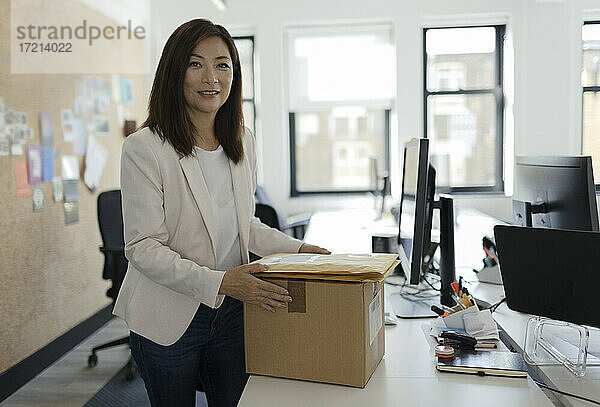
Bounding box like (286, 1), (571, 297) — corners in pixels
(441, 304), (454, 313)
(430, 305), (445, 316)
(454, 294), (466, 309)
(450, 282), (467, 309)
(461, 294), (469, 307)
(462, 287), (474, 307)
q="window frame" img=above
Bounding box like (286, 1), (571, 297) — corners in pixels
(289, 109), (391, 196)
(233, 35), (257, 137)
(581, 21), (600, 191)
(286, 24), (394, 197)
(423, 24), (505, 194)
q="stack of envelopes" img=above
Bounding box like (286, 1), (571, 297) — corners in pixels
(252, 253), (399, 282)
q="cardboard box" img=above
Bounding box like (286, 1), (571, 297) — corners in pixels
(244, 278), (385, 388)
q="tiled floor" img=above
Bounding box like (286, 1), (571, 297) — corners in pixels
(1, 318), (130, 407)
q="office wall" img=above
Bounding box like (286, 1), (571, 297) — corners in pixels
(150, 0), (600, 223)
(0, 0), (147, 374)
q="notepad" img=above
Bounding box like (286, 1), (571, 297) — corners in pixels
(436, 350), (528, 378)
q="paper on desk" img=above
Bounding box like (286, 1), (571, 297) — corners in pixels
(463, 309), (500, 341)
(428, 309), (500, 342)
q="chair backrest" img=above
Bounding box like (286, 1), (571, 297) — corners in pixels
(254, 185), (272, 206)
(255, 203), (281, 231)
(98, 190), (125, 249)
(255, 186), (285, 228)
(97, 190), (127, 285)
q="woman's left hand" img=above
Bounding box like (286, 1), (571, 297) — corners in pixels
(298, 243), (331, 255)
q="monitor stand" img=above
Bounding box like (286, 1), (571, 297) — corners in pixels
(389, 292), (438, 319)
(390, 195), (455, 319)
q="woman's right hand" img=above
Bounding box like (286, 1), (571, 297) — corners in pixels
(218, 263), (292, 312)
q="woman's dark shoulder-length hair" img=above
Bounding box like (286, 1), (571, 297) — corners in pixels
(142, 19), (244, 163)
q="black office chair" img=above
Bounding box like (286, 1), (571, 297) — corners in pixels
(87, 190), (136, 380)
(250, 187), (312, 262)
(254, 186), (311, 240)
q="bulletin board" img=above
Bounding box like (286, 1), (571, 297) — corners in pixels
(0, 0), (148, 374)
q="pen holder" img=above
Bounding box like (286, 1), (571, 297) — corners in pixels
(524, 316), (590, 377)
(442, 304), (480, 330)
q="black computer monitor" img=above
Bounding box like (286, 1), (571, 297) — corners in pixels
(513, 155), (599, 231)
(397, 138), (430, 285)
(392, 138), (455, 318)
(494, 225), (600, 329)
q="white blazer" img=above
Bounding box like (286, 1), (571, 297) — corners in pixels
(113, 127), (303, 346)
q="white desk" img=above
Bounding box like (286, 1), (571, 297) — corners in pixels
(240, 316), (551, 406)
(239, 209), (579, 406)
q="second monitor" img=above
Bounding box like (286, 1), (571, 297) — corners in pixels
(391, 138), (456, 318)
(513, 155), (599, 231)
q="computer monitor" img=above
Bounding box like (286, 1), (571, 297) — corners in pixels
(513, 155), (599, 231)
(494, 225), (600, 329)
(397, 138), (430, 285)
(391, 138), (456, 318)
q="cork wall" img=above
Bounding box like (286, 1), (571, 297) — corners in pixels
(0, 0), (148, 373)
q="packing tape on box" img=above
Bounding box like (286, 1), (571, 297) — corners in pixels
(287, 280), (306, 313)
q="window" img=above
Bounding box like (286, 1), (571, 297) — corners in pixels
(286, 24), (395, 195)
(582, 21), (600, 188)
(424, 25), (505, 192)
(233, 36), (256, 137)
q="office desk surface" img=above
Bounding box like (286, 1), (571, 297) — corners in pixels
(240, 208), (599, 407)
(240, 300), (552, 407)
(240, 320), (552, 407)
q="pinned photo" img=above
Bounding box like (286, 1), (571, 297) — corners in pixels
(93, 116), (110, 135)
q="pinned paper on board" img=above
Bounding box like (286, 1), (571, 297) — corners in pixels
(32, 184), (44, 212)
(0, 137), (8, 156)
(61, 109), (74, 142)
(11, 143), (23, 156)
(27, 144), (42, 184)
(116, 104), (125, 128)
(112, 75), (122, 103)
(42, 147), (54, 182)
(15, 161), (31, 197)
(84, 135), (108, 191)
(63, 179), (79, 202)
(73, 119), (86, 155)
(53, 176), (63, 202)
(93, 116), (110, 135)
(120, 76), (133, 104)
(61, 155), (79, 180)
(39, 112), (54, 147)
(64, 201), (79, 225)
(74, 76), (111, 117)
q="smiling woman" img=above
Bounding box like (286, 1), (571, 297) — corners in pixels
(183, 36), (234, 149)
(114, 18), (329, 407)
(142, 19), (244, 162)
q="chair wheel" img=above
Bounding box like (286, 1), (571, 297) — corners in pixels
(88, 354), (98, 367)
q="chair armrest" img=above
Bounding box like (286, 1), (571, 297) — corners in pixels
(282, 213), (312, 240)
(284, 212), (312, 229)
(100, 246), (125, 254)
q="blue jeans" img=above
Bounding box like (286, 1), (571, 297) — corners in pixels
(130, 296), (248, 407)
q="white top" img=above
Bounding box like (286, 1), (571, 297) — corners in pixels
(194, 145), (242, 273)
